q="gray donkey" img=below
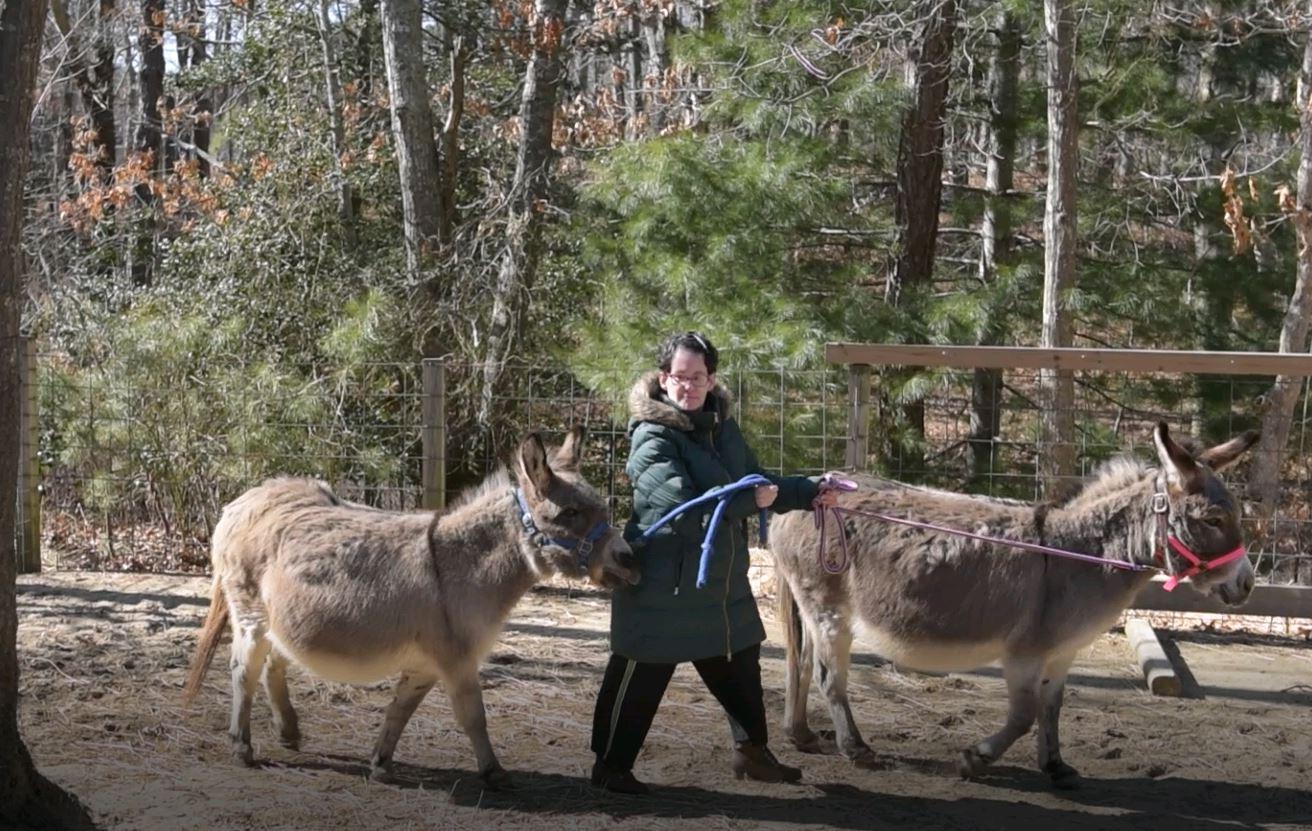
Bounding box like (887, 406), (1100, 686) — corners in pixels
(184, 427), (639, 786)
(771, 422), (1258, 789)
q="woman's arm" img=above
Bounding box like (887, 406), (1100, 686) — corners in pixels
(719, 421), (821, 519)
(628, 430), (703, 530)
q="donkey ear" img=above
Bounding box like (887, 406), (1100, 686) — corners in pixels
(1153, 422), (1203, 493)
(553, 426), (586, 472)
(516, 433), (554, 498)
(1197, 429), (1261, 473)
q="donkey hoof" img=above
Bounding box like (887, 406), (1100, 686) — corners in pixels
(279, 733), (301, 751)
(369, 762), (395, 784)
(849, 747), (890, 770)
(481, 766), (513, 790)
(1045, 761), (1082, 790)
(789, 729), (824, 754)
(232, 744), (256, 768)
(957, 748), (991, 779)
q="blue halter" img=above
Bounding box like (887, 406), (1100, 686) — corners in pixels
(640, 474), (772, 590)
(513, 489), (612, 569)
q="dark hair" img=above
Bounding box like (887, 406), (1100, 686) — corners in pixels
(657, 331), (718, 374)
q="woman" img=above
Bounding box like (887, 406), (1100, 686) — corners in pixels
(590, 331), (837, 794)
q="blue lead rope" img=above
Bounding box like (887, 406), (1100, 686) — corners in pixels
(639, 474), (773, 590)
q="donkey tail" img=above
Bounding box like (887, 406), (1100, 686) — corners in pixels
(777, 573), (804, 686)
(183, 577), (228, 703)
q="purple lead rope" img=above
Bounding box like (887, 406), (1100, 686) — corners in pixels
(812, 474), (1156, 576)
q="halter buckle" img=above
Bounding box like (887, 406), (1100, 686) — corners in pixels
(575, 538), (594, 565)
(1151, 492), (1168, 514)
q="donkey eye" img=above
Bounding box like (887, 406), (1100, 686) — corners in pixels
(555, 507), (579, 522)
(1203, 515), (1225, 528)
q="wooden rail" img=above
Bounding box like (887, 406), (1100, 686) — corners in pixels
(826, 343), (1312, 377)
(1133, 578), (1312, 618)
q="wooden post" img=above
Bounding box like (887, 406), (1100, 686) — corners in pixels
(421, 358), (446, 511)
(845, 364), (871, 471)
(17, 336), (40, 573)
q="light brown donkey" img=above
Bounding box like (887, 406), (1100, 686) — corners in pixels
(771, 423), (1257, 789)
(184, 427), (639, 786)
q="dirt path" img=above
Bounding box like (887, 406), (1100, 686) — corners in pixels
(15, 571), (1312, 831)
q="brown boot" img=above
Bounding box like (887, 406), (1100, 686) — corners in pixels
(732, 742), (802, 783)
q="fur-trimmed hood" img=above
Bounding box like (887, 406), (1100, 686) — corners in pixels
(627, 370), (733, 432)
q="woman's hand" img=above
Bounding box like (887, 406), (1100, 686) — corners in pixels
(754, 484), (779, 508)
(812, 489), (838, 509)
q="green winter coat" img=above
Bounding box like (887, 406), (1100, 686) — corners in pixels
(611, 372), (821, 663)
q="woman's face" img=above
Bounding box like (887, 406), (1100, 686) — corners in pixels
(660, 347), (715, 412)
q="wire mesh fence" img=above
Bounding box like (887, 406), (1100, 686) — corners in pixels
(15, 342), (1312, 594)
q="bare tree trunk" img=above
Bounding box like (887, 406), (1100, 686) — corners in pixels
(183, 0), (211, 176)
(478, 0), (569, 428)
(1, 2), (96, 827)
(639, 5), (667, 135)
(380, 0), (442, 275)
(970, 8), (1020, 484)
(624, 14), (642, 137)
(1040, 0), (1079, 494)
(136, 0), (166, 174)
(885, 0), (958, 479)
(56, 81), (76, 193)
(1184, 2), (1230, 442)
(50, 0), (117, 180)
(132, 0), (167, 288)
(439, 33), (467, 244)
(315, 0), (356, 242)
(1251, 1), (1312, 536)
(886, 0), (958, 307)
(354, 0), (381, 97)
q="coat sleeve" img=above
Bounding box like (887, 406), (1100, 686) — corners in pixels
(718, 420), (821, 520)
(628, 428), (705, 533)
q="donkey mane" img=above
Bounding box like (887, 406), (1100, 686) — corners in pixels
(446, 467), (513, 512)
(1058, 455), (1154, 512)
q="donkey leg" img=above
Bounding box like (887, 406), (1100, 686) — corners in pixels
(228, 617), (272, 767)
(369, 672), (437, 783)
(784, 603), (821, 753)
(811, 609), (880, 768)
(444, 666), (510, 788)
(1036, 653), (1080, 790)
(958, 657), (1042, 779)
(262, 650), (301, 750)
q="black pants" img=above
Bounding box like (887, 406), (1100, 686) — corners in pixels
(590, 643), (767, 772)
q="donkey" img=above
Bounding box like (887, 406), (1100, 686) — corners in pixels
(771, 422), (1258, 789)
(183, 427), (639, 786)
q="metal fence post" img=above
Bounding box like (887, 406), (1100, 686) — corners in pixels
(845, 364), (871, 472)
(17, 336), (40, 573)
(421, 358), (446, 511)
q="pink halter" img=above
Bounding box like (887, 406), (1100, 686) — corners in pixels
(1159, 534), (1247, 592)
(1151, 489), (1247, 592)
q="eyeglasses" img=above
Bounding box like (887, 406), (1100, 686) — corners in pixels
(665, 373), (711, 389)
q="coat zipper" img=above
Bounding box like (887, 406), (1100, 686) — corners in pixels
(673, 544), (684, 596)
(723, 523), (736, 660)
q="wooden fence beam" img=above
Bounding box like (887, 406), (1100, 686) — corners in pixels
(825, 343), (1312, 377)
(1132, 578), (1312, 618)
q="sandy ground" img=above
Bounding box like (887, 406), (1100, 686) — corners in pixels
(13, 569), (1312, 831)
